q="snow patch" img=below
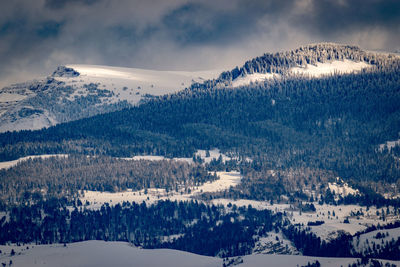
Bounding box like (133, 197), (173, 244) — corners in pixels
(291, 60), (372, 77)
(0, 93), (27, 102)
(379, 138), (400, 151)
(80, 171), (242, 209)
(0, 154), (68, 170)
(231, 73), (279, 87)
(328, 179), (359, 197)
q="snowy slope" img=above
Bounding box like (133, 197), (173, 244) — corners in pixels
(0, 65), (221, 133)
(0, 154), (68, 170)
(0, 241), (397, 267)
(352, 227), (400, 255)
(291, 60), (372, 77)
(64, 64), (221, 104)
(0, 241), (221, 267)
(229, 59), (372, 88)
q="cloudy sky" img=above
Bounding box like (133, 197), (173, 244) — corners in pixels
(0, 0), (399, 87)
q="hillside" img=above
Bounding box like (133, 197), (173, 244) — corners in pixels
(1, 43), (400, 265)
(0, 65), (220, 132)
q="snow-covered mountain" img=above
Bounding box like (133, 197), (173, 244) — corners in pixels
(1, 43), (398, 133)
(0, 65), (220, 132)
(217, 43), (399, 89)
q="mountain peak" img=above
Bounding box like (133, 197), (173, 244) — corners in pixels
(52, 66), (80, 78)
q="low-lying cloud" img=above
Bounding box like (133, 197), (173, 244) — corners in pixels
(0, 0), (399, 88)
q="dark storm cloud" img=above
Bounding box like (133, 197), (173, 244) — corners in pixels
(0, 0), (399, 88)
(44, 0), (100, 9)
(161, 0), (294, 45)
(294, 0), (400, 36)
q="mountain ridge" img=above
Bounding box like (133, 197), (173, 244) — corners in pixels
(0, 43), (399, 133)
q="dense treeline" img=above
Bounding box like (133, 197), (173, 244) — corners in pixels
(0, 199), (281, 257)
(212, 43), (399, 86)
(1, 69), (399, 184)
(0, 155), (216, 205)
(0, 44), (399, 201)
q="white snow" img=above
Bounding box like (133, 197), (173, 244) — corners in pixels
(253, 230), (299, 255)
(238, 254), (397, 267)
(379, 138), (400, 151)
(121, 148), (243, 164)
(0, 93), (27, 102)
(1, 241), (396, 267)
(328, 179), (359, 197)
(122, 155), (169, 161)
(0, 110), (57, 132)
(0, 65), (221, 133)
(291, 60), (372, 77)
(63, 64), (221, 104)
(191, 171), (241, 194)
(211, 200), (400, 241)
(0, 241), (221, 267)
(231, 73), (279, 87)
(352, 227), (400, 254)
(80, 171), (242, 209)
(0, 154), (68, 170)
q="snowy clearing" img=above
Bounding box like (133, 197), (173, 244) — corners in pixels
(80, 171), (242, 209)
(291, 60), (372, 77)
(0, 154), (68, 170)
(239, 253), (397, 267)
(231, 73), (279, 87)
(211, 199), (400, 240)
(352, 227), (400, 254)
(253, 230), (299, 255)
(328, 180), (359, 197)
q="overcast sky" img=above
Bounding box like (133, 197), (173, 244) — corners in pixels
(0, 0), (399, 88)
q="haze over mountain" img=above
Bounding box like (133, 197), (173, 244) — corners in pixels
(1, 0), (399, 89)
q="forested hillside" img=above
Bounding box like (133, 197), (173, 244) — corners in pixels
(1, 49), (399, 196)
(1, 44), (400, 262)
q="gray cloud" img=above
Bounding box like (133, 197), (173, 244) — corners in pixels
(0, 0), (399, 88)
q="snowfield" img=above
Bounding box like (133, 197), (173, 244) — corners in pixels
(0, 241), (397, 267)
(80, 171), (242, 209)
(0, 241), (221, 267)
(0, 65), (221, 132)
(291, 60), (372, 77)
(0, 93), (27, 103)
(64, 64), (221, 104)
(229, 59), (372, 88)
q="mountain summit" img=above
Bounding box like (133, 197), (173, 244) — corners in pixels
(0, 43), (398, 133)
